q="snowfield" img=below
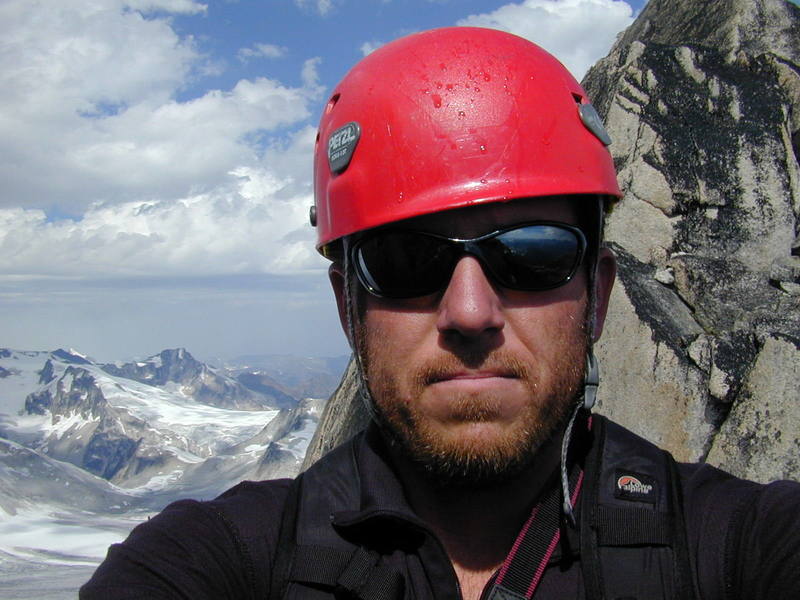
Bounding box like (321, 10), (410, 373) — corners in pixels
(0, 347), (326, 598)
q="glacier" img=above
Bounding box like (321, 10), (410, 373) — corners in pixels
(0, 347), (330, 599)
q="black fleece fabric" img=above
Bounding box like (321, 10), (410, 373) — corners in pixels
(81, 423), (800, 599)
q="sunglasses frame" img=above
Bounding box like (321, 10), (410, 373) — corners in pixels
(349, 221), (588, 299)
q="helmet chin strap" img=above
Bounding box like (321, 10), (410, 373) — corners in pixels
(560, 351), (600, 528)
(561, 198), (605, 526)
(342, 240), (381, 424)
(561, 197), (605, 528)
(583, 351), (600, 412)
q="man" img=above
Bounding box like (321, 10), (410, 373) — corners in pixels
(82, 27), (800, 599)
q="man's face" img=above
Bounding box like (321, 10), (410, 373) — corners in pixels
(335, 198), (614, 487)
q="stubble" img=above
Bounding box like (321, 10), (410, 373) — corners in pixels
(359, 316), (589, 488)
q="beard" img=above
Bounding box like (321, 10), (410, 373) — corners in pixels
(359, 315), (589, 489)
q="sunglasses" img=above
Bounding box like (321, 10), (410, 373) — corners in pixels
(349, 222), (587, 299)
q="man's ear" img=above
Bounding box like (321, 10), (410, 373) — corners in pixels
(591, 247), (616, 342)
(329, 262), (352, 344)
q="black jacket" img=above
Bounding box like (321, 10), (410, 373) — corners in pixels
(81, 418), (800, 599)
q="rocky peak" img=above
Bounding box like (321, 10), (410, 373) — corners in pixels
(24, 365), (107, 419)
(103, 348), (285, 410)
(587, 0), (800, 167)
(102, 347), (204, 386)
(38, 359), (56, 385)
(581, 0), (800, 481)
(616, 0), (800, 64)
(51, 348), (92, 365)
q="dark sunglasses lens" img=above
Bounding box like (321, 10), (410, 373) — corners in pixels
(354, 232), (455, 297)
(484, 225), (582, 290)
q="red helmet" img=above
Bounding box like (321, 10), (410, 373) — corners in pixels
(312, 27), (621, 254)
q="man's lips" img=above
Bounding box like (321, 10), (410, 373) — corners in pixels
(428, 370), (519, 384)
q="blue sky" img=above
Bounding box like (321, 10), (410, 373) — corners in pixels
(0, 0), (647, 362)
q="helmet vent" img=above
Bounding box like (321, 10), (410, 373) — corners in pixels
(326, 93), (341, 114)
(572, 92), (583, 104)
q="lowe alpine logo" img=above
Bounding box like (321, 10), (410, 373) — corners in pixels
(327, 121), (361, 174)
(614, 470), (657, 503)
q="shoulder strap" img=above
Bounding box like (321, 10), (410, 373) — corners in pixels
(269, 472), (303, 600)
(580, 416), (699, 600)
(288, 544), (404, 600)
(269, 438), (406, 600)
(580, 414), (605, 599)
(665, 451), (697, 600)
(487, 463), (584, 600)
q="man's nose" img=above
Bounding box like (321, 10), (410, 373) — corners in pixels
(436, 255), (505, 340)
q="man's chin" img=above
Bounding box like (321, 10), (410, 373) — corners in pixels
(381, 415), (561, 489)
(405, 442), (537, 490)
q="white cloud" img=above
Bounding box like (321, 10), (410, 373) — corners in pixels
(457, 0), (635, 80)
(1, 1), (198, 115)
(237, 43), (288, 62)
(124, 0), (208, 13)
(0, 129), (325, 279)
(360, 40), (385, 56)
(294, 0), (334, 16)
(0, 0), (322, 214)
(301, 57), (325, 96)
(66, 76), (314, 197)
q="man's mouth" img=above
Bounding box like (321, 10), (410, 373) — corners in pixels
(427, 370), (519, 385)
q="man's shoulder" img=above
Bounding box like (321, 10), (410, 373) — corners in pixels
(208, 477), (295, 539)
(675, 457), (800, 535)
(131, 477), (297, 566)
(80, 478), (296, 599)
(600, 417), (800, 598)
(677, 459), (800, 597)
(598, 416), (800, 508)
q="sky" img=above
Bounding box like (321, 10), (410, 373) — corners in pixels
(0, 0), (647, 363)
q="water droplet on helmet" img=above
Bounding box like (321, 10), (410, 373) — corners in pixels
(432, 94), (442, 108)
(457, 110), (466, 118)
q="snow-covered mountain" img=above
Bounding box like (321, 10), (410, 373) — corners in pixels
(0, 347), (330, 598)
(103, 348), (296, 410)
(8, 348), (282, 486)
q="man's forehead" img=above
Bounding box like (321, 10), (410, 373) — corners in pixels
(395, 197), (580, 237)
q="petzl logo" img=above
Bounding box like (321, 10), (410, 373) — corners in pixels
(614, 470), (656, 503)
(327, 121), (361, 174)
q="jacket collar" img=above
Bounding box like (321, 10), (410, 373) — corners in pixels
(329, 424), (430, 539)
